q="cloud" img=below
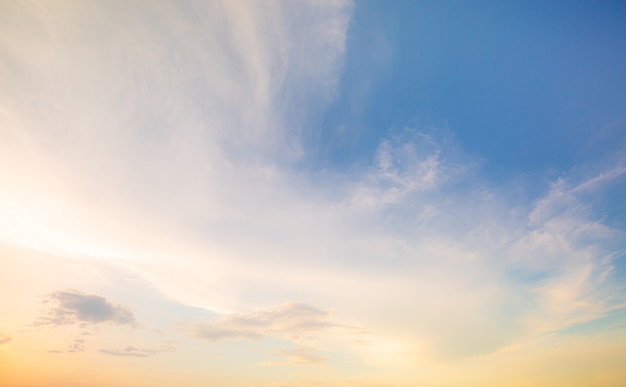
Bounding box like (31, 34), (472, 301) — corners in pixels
(37, 290), (136, 327)
(45, 330), (93, 354)
(337, 132), (626, 359)
(0, 0), (354, 288)
(99, 342), (175, 357)
(1, 0), (624, 371)
(99, 347), (152, 358)
(0, 0), (355, 307)
(260, 346), (325, 366)
(181, 301), (350, 343)
(0, 332), (11, 345)
(67, 337), (86, 353)
(346, 129), (472, 209)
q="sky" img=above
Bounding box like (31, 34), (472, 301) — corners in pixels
(1, 1), (626, 386)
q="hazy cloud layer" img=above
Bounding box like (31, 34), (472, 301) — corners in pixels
(181, 301), (353, 344)
(260, 346), (325, 366)
(99, 342), (174, 358)
(0, 332), (11, 346)
(100, 347), (152, 358)
(37, 290), (136, 327)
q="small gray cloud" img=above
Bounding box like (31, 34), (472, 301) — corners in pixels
(0, 332), (11, 345)
(67, 337), (86, 353)
(37, 290), (136, 327)
(47, 331), (93, 354)
(180, 301), (347, 343)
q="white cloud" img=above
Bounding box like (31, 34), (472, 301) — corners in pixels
(344, 129), (472, 209)
(0, 0), (354, 309)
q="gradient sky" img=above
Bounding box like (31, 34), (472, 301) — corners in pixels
(1, 1), (626, 386)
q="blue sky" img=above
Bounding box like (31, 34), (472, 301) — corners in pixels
(1, 1), (626, 386)
(320, 0), (626, 175)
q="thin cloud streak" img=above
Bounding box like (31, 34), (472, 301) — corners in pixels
(179, 301), (356, 344)
(99, 342), (174, 358)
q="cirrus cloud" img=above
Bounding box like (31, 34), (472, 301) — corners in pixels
(179, 301), (361, 344)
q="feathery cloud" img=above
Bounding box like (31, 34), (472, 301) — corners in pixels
(180, 301), (354, 344)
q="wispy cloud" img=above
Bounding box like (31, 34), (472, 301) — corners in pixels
(180, 301), (350, 343)
(0, 332), (11, 346)
(260, 346), (325, 367)
(347, 130), (462, 208)
(0, 0), (354, 265)
(67, 337), (86, 353)
(99, 342), (174, 358)
(37, 290), (136, 327)
(332, 130), (626, 359)
(99, 347), (152, 358)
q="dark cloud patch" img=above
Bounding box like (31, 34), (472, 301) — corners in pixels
(0, 332), (11, 345)
(37, 290), (136, 327)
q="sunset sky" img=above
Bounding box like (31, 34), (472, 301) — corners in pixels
(1, 1), (626, 386)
